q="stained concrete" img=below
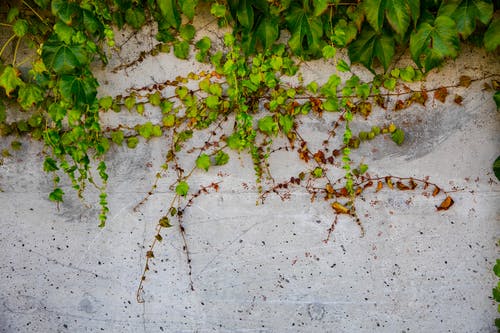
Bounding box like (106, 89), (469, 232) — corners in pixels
(0, 23), (499, 333)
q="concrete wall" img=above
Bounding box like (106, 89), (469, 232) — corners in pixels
(0, 24), (499, 332)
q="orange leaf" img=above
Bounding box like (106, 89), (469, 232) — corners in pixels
(396, 181), (410, 190)
(432, 186), (440, 197)
(376, 181), (383, 192)
(434, 87), (448, 103)
(326, 183), (334, 194)
(436, 196), (454, 211)
(332, 201), (350, 214)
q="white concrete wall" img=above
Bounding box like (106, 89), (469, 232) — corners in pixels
(0, 24), (499, 332)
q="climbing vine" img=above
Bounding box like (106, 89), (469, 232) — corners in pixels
(0, 0), (499, 323)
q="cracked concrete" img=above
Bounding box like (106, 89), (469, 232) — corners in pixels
(1, 21), (500, 333)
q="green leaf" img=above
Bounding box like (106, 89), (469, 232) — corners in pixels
(17, 84), (44, 110)
(49, 188), (64, 202)
(158, 0), (181, 29)
(439, 0), (493, 39)
(59, 74), (97, 106)
(42, 37), (88, 74)
(127, 136), (139, 149)
(211, 3), (226, 18)
(286, 5), (324, 56)
(152, 125), (162, 137)
(138, 122), (153, 139)
(214, 150), (229, 165)
(391, 128), (405, 145)
(180, 24), (196, 41)
(195, 37), (211, 52)
(236, 0), (254, 28)
(336, 59), (350, 72)
(111, 130), (124, 145)
(124, 95), (136, 111)
(322, 45), (336, 59)
(484, 17), (500, 51)
(313, 0), (330, 16)
(175, 181), (189, 196)
(410, 16), (459, 71)
(51, 0), (79, 25)
(359, 163), (369, 174)
(312, 167), (323, 178)
(258, 115), (278, 135)
(53, 21), (74, 44)
(400, 66), (416, 82)
(163, 114), (175, 127)
(43, 157), (59, 172)
(99, 96), (113, 110)
(13, 19), (29, 37)
(363, 0), (411, 36)
(196, 153), (211, 171)
(82, 9), (102, 34)
(179, 0), (197, 20)
(174, 41), (190, 59)
(255, 17), (279, 50)
(0, 65), (24, 97)
(7, 8), (20, 23)
(125, 7), (146, 29)
(493, 155), (500, 181)
(323, 98), (339, 111)
(348, 27), (395, 71)
(494, 91), (500, 110)
(278, 114), (294, 134)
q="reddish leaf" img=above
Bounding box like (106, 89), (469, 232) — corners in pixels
(434, 87), (448, 103)
(436, 196), (454, 211)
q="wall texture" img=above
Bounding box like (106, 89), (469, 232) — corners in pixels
(0, 25), (499, 332)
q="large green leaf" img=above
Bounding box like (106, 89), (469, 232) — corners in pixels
(410, 16), (459, 71)
(17, 84), (44, 110)
(348, 27), (395, 71)
(42, 37), (88, 74)
(0, 65), (24, 97)
(125, 7), (146, 29)
(236, 0), (254, 28)
(286, 5), (324, 56)
(484, 16), (500, 51)
(59, 74), (98, 107)
(438, 0), (493, 39)
(157, 0), (181, 29)
(51, 0), (80, 25)
(363, 0), (415, 36)
(255, 17), (279, 50)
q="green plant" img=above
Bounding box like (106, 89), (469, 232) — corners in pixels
(0, 1), (498, 318)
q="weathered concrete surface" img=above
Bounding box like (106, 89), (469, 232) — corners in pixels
(0, 24), (499, 332)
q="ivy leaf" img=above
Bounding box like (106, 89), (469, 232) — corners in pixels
(211, 3), (226, 18)
(214, 150), (229, 165)
(7, 8), (19, 23)
(179, 0), (197, 20)
(438, 0), (493, 39)
(51, 0), (79, 25)
(255, 17), (279, 50)
(322, 45), (336, 59)
(13, 19), (29, 37)
(42, 37), (88, 74)
(43, 157), (59, 172)
(111, 130), (124, 145)
(180, 24), (196, 41)
(278, 114), (294, 134)
(175, 181), (189, 196)
(484, 17), (500, 51)
(336, 59), (350, 72)
(54, 21), (75, 44)
(258, 115), (278, 135)
(391, 128), (405, 145)
(494, 91), (500, 110)
(49, 188), (64, 202)
(17, 84), (44, 110)
(236, 0), (254, 28)
(348, 27), (395, 71)
(195, 37), (211, 53)
(125, 7), (146, 29)
(82, 9), (102, 34)
(196, 153), (211, 171)
(174, 41), (190, 59)
(59, 74), (98, 107)
(363, 0), (412, 36)
(127, 137), (139, 149)
(0, 65), (24, 97)
(493, 155), (500, 181)
(286, 5), (324, 56)
(410, 16), (459, 71)
(313, 0), (330, 16)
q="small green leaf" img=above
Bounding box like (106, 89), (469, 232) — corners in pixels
(49, 188), (64, 202)
(7, 8), (20, 23)
(322, 98), (339, 112)
(336, 59), (350, 72)
(214, 150), (229, 165)
(157, 0), (181, 29)
(206, 95), (220, 109)
(494, 91), (500, 110)
(99, 96), (113, 110)
(279, 114), (294, 134)
(383, 77), (397, 90)
(322, 45), (336, 59)
(148, 91), (162, 106)
(210, 3), (226, 18)
(13, 19), (29, 37)
(493, 155), (500, 181)
(484, 17), (500, 51)
(175, 181), (189, 196)
(400, 66), (416, 82)
(258, 115), (278, 135)
(359, 163), (369, 174)
(174, 41), (190, 59)
(111, 130), (124, 145)
(195, 37), (211, 52)
(152, 125), (162, 137)
(124, 95), (136, 111)
(138, 122), (154, 139)
(17, 84), (44, 110)
(312, 167), (323, 178)
(125, 7), (146, 29)
(127, 136), (139, 149)
(163, 114), (175, 127)
(196, 153), (211, 171)
(0, 65), (24, 97)
(179, 0), (197, 20)
(391, 128), (405, 145)
(180, 24), (196, 41)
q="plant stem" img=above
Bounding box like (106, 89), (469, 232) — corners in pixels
(0, 35), (16, 60)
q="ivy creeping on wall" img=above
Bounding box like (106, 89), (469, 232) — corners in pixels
(0, 0), (499, 321)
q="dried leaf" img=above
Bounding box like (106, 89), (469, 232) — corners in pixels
(432, 186), (440, 197)
(332, 201), (350, 214)
(409, 179), (418, 189)
(326, 183), (334, 194)
(434, 87), (448, 103)
(385, 176), (394, 189)
(396, 181), (410, 190)
(314, 150), (326, 163)
(376, 181), (383, 192)
(436, 196), (454, 211)
(459, 75), (471, 88)
(146, 251), (154, 258)
(155, 234), (163, 242)
(454, 94), (463, 105)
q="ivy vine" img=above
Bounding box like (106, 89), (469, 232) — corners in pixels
(0, 0), (499, 325)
